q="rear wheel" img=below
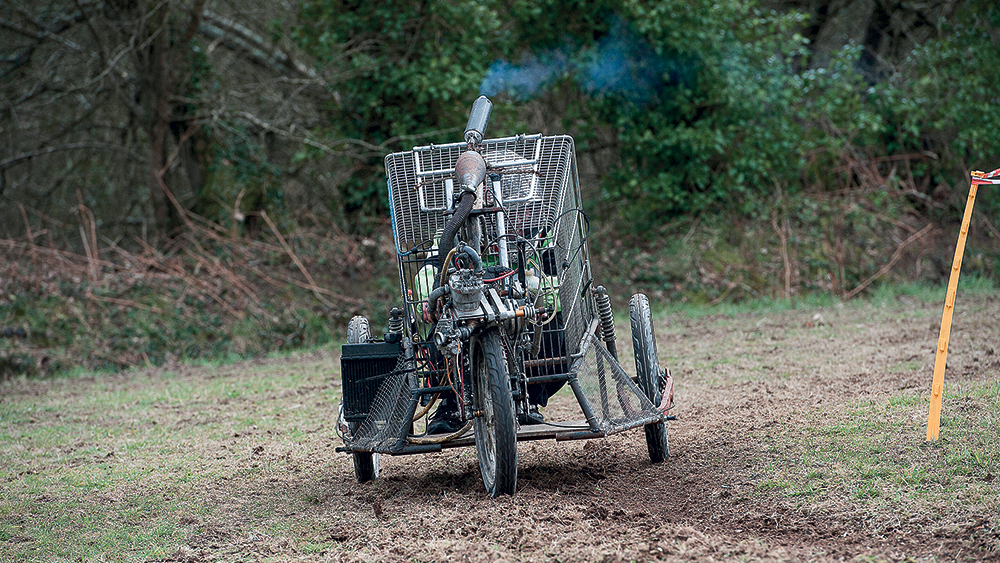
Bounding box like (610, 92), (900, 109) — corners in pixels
(472, 329), (517, 496)
(346, 315), (379, 482)
(629, 294), (669, 463)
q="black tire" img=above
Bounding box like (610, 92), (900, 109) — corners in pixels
(347, 315), (371, 345)
(347, 315), (379, 483)
(472, 329), (517, 496)
(629, 294), (669, 463)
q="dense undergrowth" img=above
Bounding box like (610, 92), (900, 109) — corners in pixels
(0, 213), (399, 379)
(3, 1), (999, 379)
(593, 203), (1000, 307)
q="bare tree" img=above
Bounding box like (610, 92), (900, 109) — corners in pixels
(0, 0), (361, 248)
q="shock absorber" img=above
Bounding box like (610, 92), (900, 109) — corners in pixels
(386, 307), (404, 342)
(593, 285), (618, 361)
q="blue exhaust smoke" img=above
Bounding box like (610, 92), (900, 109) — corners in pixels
(480, 17), (673, 105)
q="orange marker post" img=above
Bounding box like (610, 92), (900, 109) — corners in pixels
(927, 169), (998, 440)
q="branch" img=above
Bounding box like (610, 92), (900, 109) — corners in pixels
(0, 239), (117, 269)
(0, 143), (141, 169)
(229, 109), (462, 158)
(85, 293), (166, 315)
(229, 110), (377, 159)
(0, 17), (83, 52)
(199, 10), (318, 81)
(153, 123), (202, 232)
(259, 210), (336, 309)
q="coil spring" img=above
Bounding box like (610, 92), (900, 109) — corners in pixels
(387, 307), (404, 334)
(594, 286), (615, 343)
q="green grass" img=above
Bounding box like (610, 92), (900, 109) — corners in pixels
(765, 379), (1000, 523)
(4, 282), (999, 559)
(0, 354), (345, 562)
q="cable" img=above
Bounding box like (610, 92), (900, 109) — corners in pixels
(411, 393), (440, 422)
(408, 420), (473, 445)
(484, 269), (516, 283)
(552, 208), (590, 272)
(443, 355), (461, 402)
(438, 246), (459, 288)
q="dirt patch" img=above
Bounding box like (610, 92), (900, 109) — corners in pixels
(300, 294), (998, 562)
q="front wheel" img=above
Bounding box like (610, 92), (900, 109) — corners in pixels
(472, 329), (517, 496)
(629, 294), (669, 463)
(346, 315), (379, 482)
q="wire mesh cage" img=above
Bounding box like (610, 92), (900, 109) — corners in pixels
(385, 134), (596, 366)
(345, 354), (414, 453)
(345, 332), (662, 452)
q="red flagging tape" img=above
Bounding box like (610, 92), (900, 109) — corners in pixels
(971, 167), (1000, 185)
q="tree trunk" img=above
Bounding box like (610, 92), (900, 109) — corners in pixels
(144, 0), (205, 238)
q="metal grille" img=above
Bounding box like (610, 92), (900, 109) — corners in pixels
(341, 342), (401, 422)
(552, 205), (591, 357)
(571, 334), (662, 434)
(386, 134), (573, 254)
(346, 355), (412, 453)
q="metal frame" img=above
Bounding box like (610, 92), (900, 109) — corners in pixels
(338, 132), (665, 458)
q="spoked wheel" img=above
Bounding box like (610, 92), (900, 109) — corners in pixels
(629, 294), (669, 463)
(346, 315), (379, 483)
(471, 328), (517, 497)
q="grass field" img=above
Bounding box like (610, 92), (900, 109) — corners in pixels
(2, 283), (999, 561)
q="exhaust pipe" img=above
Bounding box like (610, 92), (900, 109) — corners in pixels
(464, 95), (493, 146)
(438, 96), (492, 272)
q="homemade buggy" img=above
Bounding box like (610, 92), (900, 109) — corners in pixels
(337, 96), (674, 496)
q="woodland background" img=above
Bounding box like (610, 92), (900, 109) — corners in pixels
(1, 0), (999, 376)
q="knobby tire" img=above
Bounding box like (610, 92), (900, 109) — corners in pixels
(472, 329), (517, 496)
(629, 294), (669, 463)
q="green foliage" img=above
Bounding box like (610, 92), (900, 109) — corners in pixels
(872, 2), (1000, 209)
(488, 0), (999, 233)
(293, 0), (505, 217)
(196, 123), (285, 228)
(488, 0), (835, 223)
(561, 0), (808, 222)
(502, 0), (619, 52)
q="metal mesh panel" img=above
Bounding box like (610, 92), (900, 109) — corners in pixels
(386, 135), (572, 255)
(386, 134), (594, 351)
(344, 334), (664, 452)
(571, 334), (662, 434)
(553, 205), (591, 357)
(346, 355), (412, 453)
